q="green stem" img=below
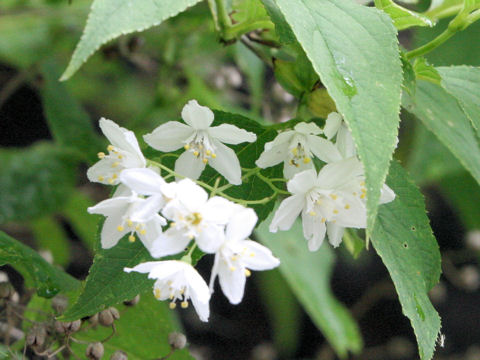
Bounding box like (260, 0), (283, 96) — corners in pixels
(181, 243), (197, 264)
(256, 171), (290, 195)
(215, 0), (231, 32)
(223, 20), (275, 40)
(466, 9), (480, 25)
(405, 28), (456, 59)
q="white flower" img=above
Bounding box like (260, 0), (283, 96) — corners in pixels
(323, 112), (356, 159)
(255, 122), (341, 179)
(125, 260), (210, 322)
(144, 100), (257, 185)
(87, 118), (146, 185)
(270, 158), (395, 251)
(209, 208), (280, 304)
(88, 186), (166, 250)
(150, 178), (239, 258)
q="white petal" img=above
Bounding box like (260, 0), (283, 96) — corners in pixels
(196, 224), (225, 254)
(147, 260), (187, 279)
(240, 240), (280, 270)
(293, 122), (322, 135)
(101, 215), (128, 249)
(208, 139), (242, 185)
(185, 266), (211, 321)
(287, 169), (317, 194)
(208, 124), (257, 144)
(86, 159), (121, 185)
(174, 151), (206, 181)
(323, 112), (343, 139)
(283, 158), (313, 179)
(149, 229), (191, 258)
(138, 216), (165, 250)
(130, 197), (166, 223)
(255, 132), (292, 168)
(113, 184), (133, 197)
(87, 197), (129, 216)
(181, 100), (214, 129)
(301, 213), (327, 251)
(336, 124), (356, 158)
(124, 261), (163, 274)
(269, 195), (305, 232)
(307, 135), (342, 163)
(316, 157), (363, 189)
(326, 222), (345, 247)
(143, 121), (194, 152)
(202, 196), (238, 225)
(174, 178), (208, 211)
(380, 184), (395, 204)
(218, 262), (246, 305)
(120, 168), (167, 196)
(226, 208), (257, 243)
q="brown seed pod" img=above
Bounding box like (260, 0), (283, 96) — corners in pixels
(110, 350), (128, 360)
(168, 332), (187, 350)
(0, 282), (14, 300)
(54, 319), (82, 334)
(86, 342), (105, 360)
(51, 295), (69, 315)
(26, 324), (48, 348)
(123, 295), (140, 307)
(98, 307), (120, 327)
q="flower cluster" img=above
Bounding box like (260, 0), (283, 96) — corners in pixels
(87, 101), (280, 322)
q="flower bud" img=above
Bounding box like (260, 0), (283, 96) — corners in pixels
(26, 324), (47, 348)
(460, 265), (480, 291)
(123, 295), (140, 307)
(168, 332), (187, 350)
(54, 320), (82, 334)
(466, 230), (480, 251)
(110, 350), (128, 360)
(0, 282), (14, 299)
(86, 342), (104, 360)
(99, 307), (120, 327)
(89, 313), (99, 326)
(51, 295), (68, 315)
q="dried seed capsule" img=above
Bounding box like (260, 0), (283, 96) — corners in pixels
(0, 282), (14, 299)
(99, 307), (120, 327)
(89, 313), (99, 326)
(51, 295), (68, 315)
(54, 319), (82, 334)
(123, 295), (140, 307)
(26, 324), (47, 348)
(110, 350), (128, 360)
(86, 342), (104, 360)
(168, 332), (187, 350)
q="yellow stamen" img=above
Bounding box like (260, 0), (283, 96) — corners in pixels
(360, 193), (366, 199)
(245, 269), (251, 277)
(303, 157), (311, 164)
(111, 162), (119, 168)
(330, 194), (338, 200)
(107, 145), (114, 152)
(139, 229), (146, 235)
(193, 151), (199, 157)
(231, 255), (238, 261)
(170, 222), (176, 228)
(108, 178), (115, 184)
(345, 204), (350, 209)
(202, 158), (208, 164)
(291, 148), (298, 156)
(206, 150), (211, 156)
(127, 219), (133, 227)
(169, 302), (177, 309)
(184, 144), (190, 150)
(333, 209), (339, 214)
(97, 152), (105, 159)
(135, 224), (141, 230)
(211, 153), (217, 158)
(181, 301), (188, 309)
(117, 154), (123, 159)
(192, 212), (202, 225)
(229, 266), (236, 272)
(360, 181), (365, 186)
(250, 252), (255, 257)
(117, 225), (124, 232)
(128, 235), (136, 243)
(309, 211), (317, 216)
(98, 176), (105, 181)
(154, 289), (161, 299)
(321, 217), (326, 223)
(112, 173), (118, 179)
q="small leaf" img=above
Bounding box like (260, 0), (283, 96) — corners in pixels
(403, 79), (480, 186)
(413, 57), (441, 84)
(437, 66), (480, 135)
(0, 143), (76, 223)
(371, 161), (441, 360)
(256, 219), (363, 358)
(374, 0), (434, 30)
(273, 0), (403, 237)
(260, 0), (296, 44)
(0, 231), (80, 298)
(61, 0), (203, 80)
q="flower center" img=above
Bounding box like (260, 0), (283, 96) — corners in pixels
(96, 144), (127, 183)
(184, 131), (216, 164)
(154, 282), (190, 309)
(288, 142), (311, 168)
(116, 217), (147, 243)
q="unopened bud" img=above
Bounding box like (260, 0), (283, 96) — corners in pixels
(99, 307), (120, 327)
(123, 295), (140, 307)
(111, 350), (128, 360)
(0, 282), (14, 299)
(0, 272), (9, 282)
(89, 313), (99, 326)
(26, 324), (47, 348)
(51, 295), (68, 315)
(429, 282), (447, 304)
(54, 320), (82, 334)
(168, 332), (187, 350)
(86, 342), (104, 360)
(460, 265), (480, 291)
(466, 230), (480, 251)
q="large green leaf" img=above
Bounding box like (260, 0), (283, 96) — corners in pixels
(437, 66), (480, 135)
(370, 161), (441, 360)
(41, 60), (102, 160)
(0, 143), (77, 223)
(73, 292), (193, 359)
(0, 231), (80, 298)
(374, 0), (434, 30)
(255, 219), (362, 358)
(61, 0), (203, 80)
(260, 0), (296, 43)
(403, 80), (480, 186)
(273, 0), (403, 236)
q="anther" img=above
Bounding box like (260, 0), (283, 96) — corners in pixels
(117, 154), (123, 159)
(97, 152), (105, 159)
(184, 144), (190, 150)
(330, 194), (338, 200)
(245, 269), (251, 277)
(112, 162), (119, 168)
(98, 176), (105, 181)
(211, 153), (217, 158)
(303, 157), (311, 164)
(360, 193), (366, 199)
(345, 204), (350, 209)
(202, 158), (208, 164)
(117, 225), (124, 232)
(139, 229), (146, 235)
(229, 266), (236, 272)
(309, 211), (316, 216)
(333, 209), (339, 214)
(206, 150), (211, 156)
(193, 151), (199, 157)
(154, 289), (161, 299)
(108, 178), (115, 184)
(169, 302), (177, 309)
(128, 235), (136, 243)
(127, 219), (133, 227)
(112, 173), (118, 179)
(181, 301), (188, 308)
(321, 217), (326, 223)
(107, 145), (114, 152)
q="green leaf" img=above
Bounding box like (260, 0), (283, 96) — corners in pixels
(273, 0), (403, 237)
(61, 0), (203, 80)
(0, 143), (76, 223)
(0, 231), (80, 298)
(401, 52), (417, 96)
(41, 60), (102, 160)
(437, 66), (480, 135)
(61, 237), (153, 321)
(413, 57), (441, 84)
(73, 292), (193, 359)
(30, 216), (70, 266)
(260, 0), (296, 44)
(232, 0), (270, 24)
(342, 229), (365, 259)
(403, 79), (480, 186)
(374, 0), (434, 30)
(256, 219), (362, 358)
(370, 161), (441, 360)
